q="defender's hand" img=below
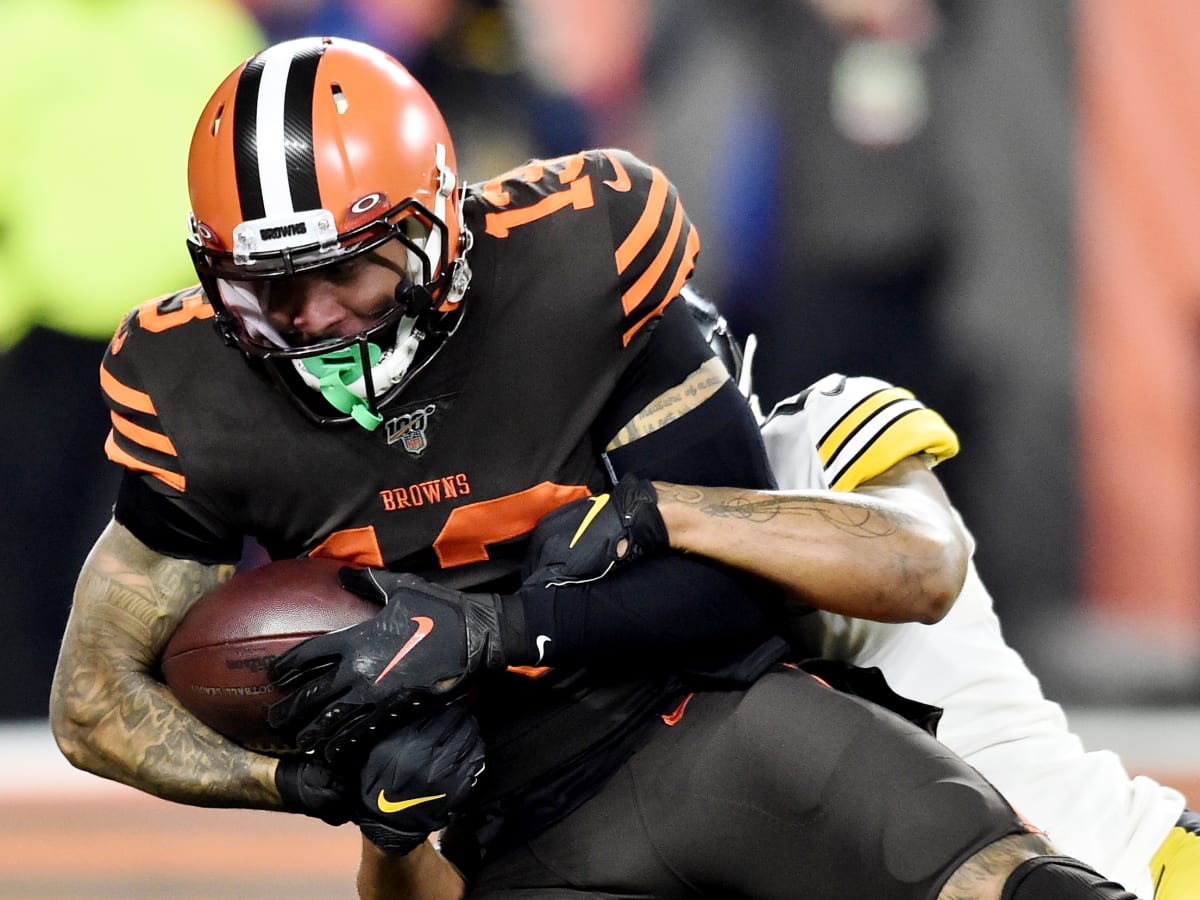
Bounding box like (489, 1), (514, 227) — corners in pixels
(524, 474), (668, 584)
(356, 701), (486, 856)
(268, 569), (504, 761)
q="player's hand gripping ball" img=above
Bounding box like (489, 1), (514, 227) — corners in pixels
(268, 568), (507, 761)
(159, 557), (381, 754)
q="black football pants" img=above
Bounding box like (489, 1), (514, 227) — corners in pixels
(465, 665), (1027, 899)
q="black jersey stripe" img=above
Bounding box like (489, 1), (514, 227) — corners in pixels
(282, 44), (323, 212)
(232, 56), (266, 222)
(105, 431), (186, 492)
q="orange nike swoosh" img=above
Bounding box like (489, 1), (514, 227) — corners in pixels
(374, 616), (435, 684)
(376, 789), (447, 814)
(602, 150), (632, 192)
(569, 495), (610, 548)
(661, 692), (694, 726)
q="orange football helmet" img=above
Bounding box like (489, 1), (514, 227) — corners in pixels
(186, 36), (472, 429)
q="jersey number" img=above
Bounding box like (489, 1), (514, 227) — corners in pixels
(313, 482), (593, 569)
(482, 153), (596, 238)
(138, 286), (213, 333)
(433, 481), (592, 567)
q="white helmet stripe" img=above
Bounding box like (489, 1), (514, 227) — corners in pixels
(255, 42), (300, 216)
(233, 38), (325, 221)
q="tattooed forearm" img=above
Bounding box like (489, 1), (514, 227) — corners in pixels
(651, 460), (970, 622)
(50, 520), (280, 810)
(657, 483), (904, 539)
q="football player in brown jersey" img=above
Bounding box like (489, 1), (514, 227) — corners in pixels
(51, 36), (1136, 900)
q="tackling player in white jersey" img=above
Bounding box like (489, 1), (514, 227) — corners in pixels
(757, 371), (1197, 899)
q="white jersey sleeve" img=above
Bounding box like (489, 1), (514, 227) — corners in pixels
(762, 374), (1183, 897)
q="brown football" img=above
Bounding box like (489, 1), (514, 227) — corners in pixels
(159, 556), (379, 754)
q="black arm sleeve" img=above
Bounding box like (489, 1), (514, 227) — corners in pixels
(497, 296), (781, 669)
(501, 554), (774, 669)
(596, 297), (776, 489)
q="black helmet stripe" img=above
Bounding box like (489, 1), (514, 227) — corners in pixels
(282, 46), (323, 212)
(232, 58), (266, 221)
(233, 39), (326, 222)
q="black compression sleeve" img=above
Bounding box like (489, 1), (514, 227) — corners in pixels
(501, 553), (773, 668)
(597, 297), (775, 489)
(607, 378), (775, 487)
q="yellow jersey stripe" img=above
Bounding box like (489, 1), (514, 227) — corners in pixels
(817, 387), (916, 466)
(828, 407), (959, 491)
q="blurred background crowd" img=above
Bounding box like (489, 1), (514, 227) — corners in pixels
(2, 0), (1197, 722)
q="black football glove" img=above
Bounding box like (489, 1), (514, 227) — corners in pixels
(268, 568), (505, 761)
(356, 701), (486, 856)
(523, 474), (668, 584)
(275, 754), (356, 825)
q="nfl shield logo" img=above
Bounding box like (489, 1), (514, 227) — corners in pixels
(402, 429), (426, 453)
(387, 403), (438, 455)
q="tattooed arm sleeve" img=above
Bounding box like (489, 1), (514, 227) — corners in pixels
(49, 519), (284, 810)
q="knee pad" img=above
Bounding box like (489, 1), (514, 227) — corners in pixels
(1000, 856), (1138, 900)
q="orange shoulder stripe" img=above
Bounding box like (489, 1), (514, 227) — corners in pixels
(104, 431), (186, 492)
(614, 166), (669, 273)
(620, 196), (685, 316)
(110, 411), (178, 457)
(100, 365), (156, 415)
(622, 223), (700, 346)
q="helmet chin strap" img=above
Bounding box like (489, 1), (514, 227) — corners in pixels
(296, 344), (385, 431)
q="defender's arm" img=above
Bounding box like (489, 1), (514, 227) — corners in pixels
(656, 453), (970, 624)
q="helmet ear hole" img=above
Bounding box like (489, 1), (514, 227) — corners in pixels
(330, 83), (348, 114)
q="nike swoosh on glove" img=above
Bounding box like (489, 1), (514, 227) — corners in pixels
(267, 568), (504, 762)
(523, 473), (668, 585)
(356, 700), (486, 856)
